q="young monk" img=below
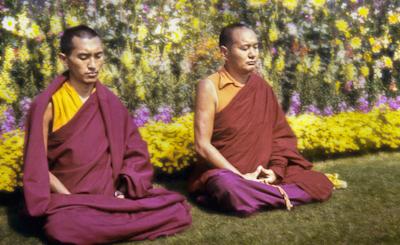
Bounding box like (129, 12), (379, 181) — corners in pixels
(189, 23), (333, 216)
(23, 25), (191, 244)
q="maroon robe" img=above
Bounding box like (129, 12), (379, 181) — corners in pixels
(23, 75), (191, 244)
(189, 73), (333, 213)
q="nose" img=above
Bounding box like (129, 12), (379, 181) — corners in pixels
(248, 48), (257, 59)
(88, 57), (96, 70)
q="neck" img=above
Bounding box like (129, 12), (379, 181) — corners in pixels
(224, 64), (251, 84)
(68, 75), (94, 99)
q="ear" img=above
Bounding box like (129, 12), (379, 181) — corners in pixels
(220, 45), (229, 61)
(58, 53), (68, 68)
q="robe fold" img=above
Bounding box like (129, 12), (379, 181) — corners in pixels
(189, 72), (333, 214)
(23, 75), (191, 244)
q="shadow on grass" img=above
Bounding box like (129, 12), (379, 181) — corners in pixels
(0, 189), (47, 243)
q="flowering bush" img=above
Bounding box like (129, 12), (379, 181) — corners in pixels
(139, 113), (195, 174)
(1, 0), (400, 117)
(0, 129), (24, 192)
(1, 107), (398, 192)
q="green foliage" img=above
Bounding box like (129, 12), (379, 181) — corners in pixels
(1, 1), (399, 116)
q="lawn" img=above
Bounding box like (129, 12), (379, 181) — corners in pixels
(1, 152), (399, 245)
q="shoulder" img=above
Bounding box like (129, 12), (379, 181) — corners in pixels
(197, 71), (220, 93)
(251, 72), (274, 90)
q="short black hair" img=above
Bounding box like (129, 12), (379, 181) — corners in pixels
(60, 25), (100, 56)
(219, 22), (253, 47)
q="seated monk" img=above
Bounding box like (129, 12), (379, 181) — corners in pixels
(23, 25), (191, 244)
(189, 23), (333, 216)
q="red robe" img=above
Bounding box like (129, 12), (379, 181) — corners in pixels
(189, 73), (333, 201)
(23, 75), (191, 244)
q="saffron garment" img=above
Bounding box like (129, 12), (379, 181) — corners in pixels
(51, 81), (95, 131)
(189, 69), (333, 215)
(23, 75), (191, 244)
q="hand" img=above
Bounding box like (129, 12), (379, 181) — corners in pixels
(114, 190), (125, 199)
(242, 166), (264, 182)
(258, 168), (277, 184)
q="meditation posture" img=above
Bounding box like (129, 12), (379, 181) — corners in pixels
(23, 25), (191, 244)
(189, 23), (333, 216)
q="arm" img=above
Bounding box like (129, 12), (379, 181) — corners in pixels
(43, 102), (70, 195)
(195, 79), (262, 181)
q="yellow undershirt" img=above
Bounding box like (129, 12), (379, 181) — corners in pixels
(51, 81), (95, 131)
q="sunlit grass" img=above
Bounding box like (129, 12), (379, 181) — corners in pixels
(1, 152), (399, 244)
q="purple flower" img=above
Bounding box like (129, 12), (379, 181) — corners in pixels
(338, 101), (348, 112)
(343, 81), (353, 93)
(142, 4), (150, 13)
(323, 106), (334, 116)
(181, 107), (191, 115)
(305, 104), (321, 115)
(357, 97), (370, 113)
(375, 95), (388, 108)
(133, 104), (151, 127)
(18, 97), (32, 129)
(1, 108), (16, 133)
(288, 92), (301, 116)
(388, 98), (400, 110)
(153, 105), (173, 123)
(270, 47), (277, 56)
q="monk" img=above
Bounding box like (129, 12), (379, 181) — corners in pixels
(23, 25), (191, 244)
(189, 23), (333, 216)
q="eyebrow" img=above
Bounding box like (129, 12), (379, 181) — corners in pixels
(77, 51), (104, 55)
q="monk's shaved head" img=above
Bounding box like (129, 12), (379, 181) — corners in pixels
(219, 22), (254, 47)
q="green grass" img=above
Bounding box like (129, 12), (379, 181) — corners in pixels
(1, 152), (400, 245)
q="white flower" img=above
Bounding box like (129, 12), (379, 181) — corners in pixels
(1, 16), (17, 32)
(154, 24), (162, 35)
(286, 23), (298, 37)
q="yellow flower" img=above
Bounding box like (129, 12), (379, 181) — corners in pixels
(388, 12), (400, 25)
(26, 22), (42, 39)
(18, 42), (30, 62)
(120, 44), (135, 70)
(170, 29), (184, 43)
(311, 0), (326, 8)
(248, 0), (268, 7)
(137, 25), (148, 41)
(325, 173), (348, 189)
(65, 14), (80, 27)
(335, 19), (349, 33)
(311, 55), (320, 76)
(344, 63), (356, 81)
(372, 42), (382, 53)
(359, 26), (367, 35)
(263, 52), (272, 70)
(136, 84), (146, 100)
(357, 7), (369, 18)
(368, 37), (375, 45)
(17, 12), (30, 35)
(350, 37), (362, 49)
(394, 45), (400, 61)
(192, 17), (200, 31)
(268, 23), (279, 42)
(282, 0), (298, 11)
(360, 65), (369, 77)
(382, 56), (393, 69)
(335, 81), (341, 94)
(50, 15), (63, 35)
(335, 38), (343, 46)
(275, 53), (285, 73)
(363, 52), (372, 62)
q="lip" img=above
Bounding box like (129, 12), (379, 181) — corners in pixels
(86, 72), (98, 76)
(246, 62), (256, 65)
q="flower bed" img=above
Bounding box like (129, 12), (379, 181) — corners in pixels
(1, 107), (398, 192)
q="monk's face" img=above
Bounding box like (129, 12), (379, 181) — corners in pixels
(223, 28), (259, 74)
(60, 36), (104, 84)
